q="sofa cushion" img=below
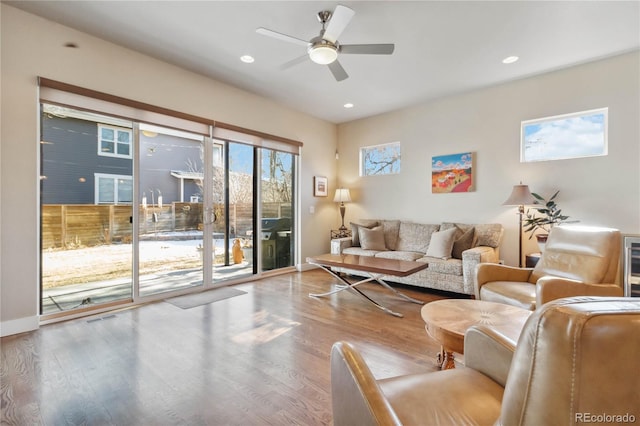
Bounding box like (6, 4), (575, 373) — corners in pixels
(359, 226), (387, 251)
(375, 251), (425, 261)
(441, 222), (475, 235)
(452, 227), (475, 259)
(426, 228), (457, 259)
(379, 220), (401, 251)
(480, 281), (536, 310)
(421, 257), (464, 276)
(396, 222), (440, 253)
(350, 220), (379, 247)
(442, 223), (477, 259)
(342, 247), (382, 257)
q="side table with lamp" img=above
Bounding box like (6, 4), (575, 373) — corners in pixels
(333, 187), (352, 235)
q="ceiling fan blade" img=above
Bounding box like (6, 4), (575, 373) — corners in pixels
(328, 60), (349, 82)
(340, 44), (395, 55)
(256, 27), (309, 47)
(280, 54), (309, 70)
(323, 5), (355, 43)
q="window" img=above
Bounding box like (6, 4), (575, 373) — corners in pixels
(360, 141), (401, 176)
(98, 124), (132, 158)
(521, 108), (608, 162)
(95, 173), (133, 204)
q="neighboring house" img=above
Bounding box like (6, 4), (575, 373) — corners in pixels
(41, 106), (205, 206)
(41, 110), (133, 205)
(139, 131), (204, 206)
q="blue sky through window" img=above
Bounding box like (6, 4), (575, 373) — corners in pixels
(522, 109), (607, 162)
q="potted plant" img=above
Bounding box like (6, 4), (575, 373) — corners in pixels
(523, 190), (574, 251)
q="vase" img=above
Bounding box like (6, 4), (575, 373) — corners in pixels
(536, 234), (548, 253)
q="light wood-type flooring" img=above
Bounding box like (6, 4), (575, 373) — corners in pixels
(1, 269), (460, 425)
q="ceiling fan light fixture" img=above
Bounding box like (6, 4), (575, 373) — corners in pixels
(308, 44), (338, 65)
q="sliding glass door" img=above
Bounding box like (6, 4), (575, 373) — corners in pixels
(40, 104), (134, 314)
(138, 124), (206, 297)
(40, 97), (299, 318)
(260, 149), (295, 272)
(209, 142), (256, 281)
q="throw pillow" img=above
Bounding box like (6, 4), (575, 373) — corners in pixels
(358, 226), (387, 251)
(452, 227), (475, 259)
(381, 220), (401, 250)
(426, 227), (457, 260)
(475, 224), (503, 247)
(350, 220), (379, 246)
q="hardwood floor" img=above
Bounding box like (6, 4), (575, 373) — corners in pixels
(1, 269), (455, 425)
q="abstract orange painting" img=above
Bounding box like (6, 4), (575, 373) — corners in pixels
(431, 152), (474, 193)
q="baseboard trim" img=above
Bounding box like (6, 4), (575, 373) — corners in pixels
(298, 262), (320, 272)
(1, 315), (39, 337)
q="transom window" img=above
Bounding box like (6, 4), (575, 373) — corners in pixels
(98, 124), (132, 158)
(360, 141), (401, 176)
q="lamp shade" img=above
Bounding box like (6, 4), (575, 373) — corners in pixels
(503, 184), (536, 206)
(333, 188), (352, 203)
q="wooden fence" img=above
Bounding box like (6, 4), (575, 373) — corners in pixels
(42, 202), (292, 249)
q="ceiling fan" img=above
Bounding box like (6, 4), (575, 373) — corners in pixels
(256, 5), (395, 82)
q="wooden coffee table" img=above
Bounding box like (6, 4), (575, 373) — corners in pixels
(421, 299), (531, 369)
(307, 253), (428, 317)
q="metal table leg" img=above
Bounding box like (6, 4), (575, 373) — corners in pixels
(309, 264), (406, 317)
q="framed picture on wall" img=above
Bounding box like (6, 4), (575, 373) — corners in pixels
(314, 176), (328, 197)
(521, 108), (608, 162)
(431, 152), (475, 193)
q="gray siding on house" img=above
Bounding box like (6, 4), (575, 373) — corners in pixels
(41, 114), (204, 205)
(41, 115), (132, 204)
(139, 133), (203, 204)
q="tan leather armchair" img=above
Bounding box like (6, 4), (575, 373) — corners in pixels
(475, 225), (622, 310)
(331, 297), (640, 426)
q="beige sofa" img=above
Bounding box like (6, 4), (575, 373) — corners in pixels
(330, 220), (503, 295)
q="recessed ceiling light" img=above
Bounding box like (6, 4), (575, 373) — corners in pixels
(502, 56), (519, 64)
(344, 103), (354, 109)
(240, 55), (255, 63)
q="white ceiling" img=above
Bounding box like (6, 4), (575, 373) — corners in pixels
(6, 1), (640, 124)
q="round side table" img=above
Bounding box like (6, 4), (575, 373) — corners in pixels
(421, 299), (531, 369)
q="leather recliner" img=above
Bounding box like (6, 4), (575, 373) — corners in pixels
(331, 296), (640, 426)
(475, 225), (621, 310)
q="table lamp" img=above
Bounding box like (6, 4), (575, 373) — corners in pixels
(503, 183), (536, 267)
(333, 188), (352, 231)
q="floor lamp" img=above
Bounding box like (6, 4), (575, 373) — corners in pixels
(333, 188), (352, 232)
(503, 183), (536, 267)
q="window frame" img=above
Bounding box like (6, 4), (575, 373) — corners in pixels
(94, 173), (133, 205)
(98, 123), (133, 159)
(359, 141), (401, 176)
(520, 107), (608, 163)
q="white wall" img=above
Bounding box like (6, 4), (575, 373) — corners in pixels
(338, 51), (640, 267)
(0, 5), (338, 335)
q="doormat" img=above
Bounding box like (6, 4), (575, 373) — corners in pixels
(165, 287), (247, 309)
